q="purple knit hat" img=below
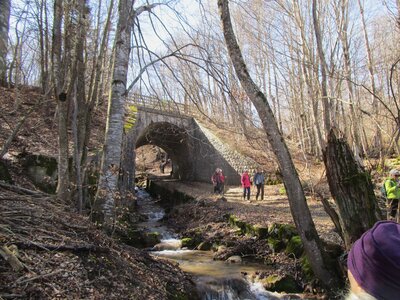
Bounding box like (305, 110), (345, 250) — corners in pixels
(347, 221), (400, 299)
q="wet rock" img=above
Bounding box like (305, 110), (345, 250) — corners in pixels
(143, 232), (161, 247)
(197, 241), (212, 251)
(226, 255), (242, 263)
(260, 274), (302, 293)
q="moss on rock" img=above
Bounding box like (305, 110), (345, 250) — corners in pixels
(260, 274), (301, 293)
(197, 241), (212, 251)
(267, 237), (285, 253)
(285, 235), (304, 259)
(253, 225), (269, 239)
(144, 232), (161, 247)
(300, 254), (314, 281)
(181, 238), (196, 249)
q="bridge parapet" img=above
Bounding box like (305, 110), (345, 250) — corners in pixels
(128, 93), (196, 117)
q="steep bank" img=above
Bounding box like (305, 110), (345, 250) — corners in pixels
(0, 186), (197, 299)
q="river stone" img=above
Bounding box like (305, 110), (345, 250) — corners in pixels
(260, 274), (301, 293)
(153, 240), (182, 251)
(143, 232), (161, 247)
(216, 245), (227, 253)
(226, 255), (242, 263)
(197, 241), (212, 251)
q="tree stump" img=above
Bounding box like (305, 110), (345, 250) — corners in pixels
(323, 129), (381, 250)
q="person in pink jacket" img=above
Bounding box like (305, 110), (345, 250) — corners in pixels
(241, 169), (251, 200)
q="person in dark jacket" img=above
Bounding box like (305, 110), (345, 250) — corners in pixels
(253, 168), (265, 201)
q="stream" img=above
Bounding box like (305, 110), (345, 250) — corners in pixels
(135, 188), (291, 300)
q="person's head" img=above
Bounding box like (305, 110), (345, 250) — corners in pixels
(346, 221), (400, 300)
(389, 168), (400, 179)
(243, 169), (248, 174)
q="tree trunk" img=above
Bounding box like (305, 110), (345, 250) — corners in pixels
(217, 0), (341, 289)
(357, 0), (382, 154)
(334, 0), (362, 158)
(52, 0), (70, 202)
(93, 0), (133, 225)
(312, 0), (331, 139)
(0, 0), (10, 86)
(323, 128), (381, 250)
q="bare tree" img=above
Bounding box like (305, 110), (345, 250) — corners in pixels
(93, 1), (162, 225)
(217, 0), (341, 289)
(52, 0), (71, 203)
(0, 0), (10, 86)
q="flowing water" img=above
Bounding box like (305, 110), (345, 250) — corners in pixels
(136, 189), (291, 300)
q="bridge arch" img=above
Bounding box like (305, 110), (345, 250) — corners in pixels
(135, 121), (193, 180)
(121, 100), (258, 191)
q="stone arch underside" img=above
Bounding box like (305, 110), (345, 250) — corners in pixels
(135, 121), (193, 180)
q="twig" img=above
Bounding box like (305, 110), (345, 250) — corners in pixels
(0, 182), (50, 197)
(14, 241), (109, 253)
(16, 269), (63, 285)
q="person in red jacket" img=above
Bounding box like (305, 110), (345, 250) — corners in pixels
(241, 169), (251, 200)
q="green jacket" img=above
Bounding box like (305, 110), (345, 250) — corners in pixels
(385, 178), (400, 199)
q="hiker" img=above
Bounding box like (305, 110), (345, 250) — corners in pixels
(384, 169), (400, 221)
(160, 159), (171, 174)
(218, 169), (225, 194)
(346, 221), (400, 300)
(241, 169), (251, 200)
(160, 160), (166, 173)
(253, 168), (265, 201)
(211, 168), (224, 194)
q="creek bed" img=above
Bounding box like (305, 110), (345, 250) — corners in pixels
(136, 188), (296, 300)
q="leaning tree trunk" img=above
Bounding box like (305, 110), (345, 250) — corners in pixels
(323, 128), (381, 250)
(218, 0), (341, 289)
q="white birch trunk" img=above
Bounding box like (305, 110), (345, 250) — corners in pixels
(93, 0), (133, 224)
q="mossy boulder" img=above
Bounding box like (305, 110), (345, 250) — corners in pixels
(260, 274), (302, 293)
(285, 235), (304, 259)
(181, 238), (196, 249)
(268, 223), (297, 241)
(143, 232), (161, 247)
(18, 153), (58, 193)
(197, 241), (212, 251)
(228, 215), (260, 236)
(267, 237), (285, 253)
(0, 160), (13, 183)
(253, 225), (268, 239)
(117, 227), (145, 248)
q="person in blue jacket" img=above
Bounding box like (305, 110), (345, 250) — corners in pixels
(253, 168), (265, 201)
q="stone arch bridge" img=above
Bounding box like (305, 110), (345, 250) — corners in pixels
(121, 95), (259, 190)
